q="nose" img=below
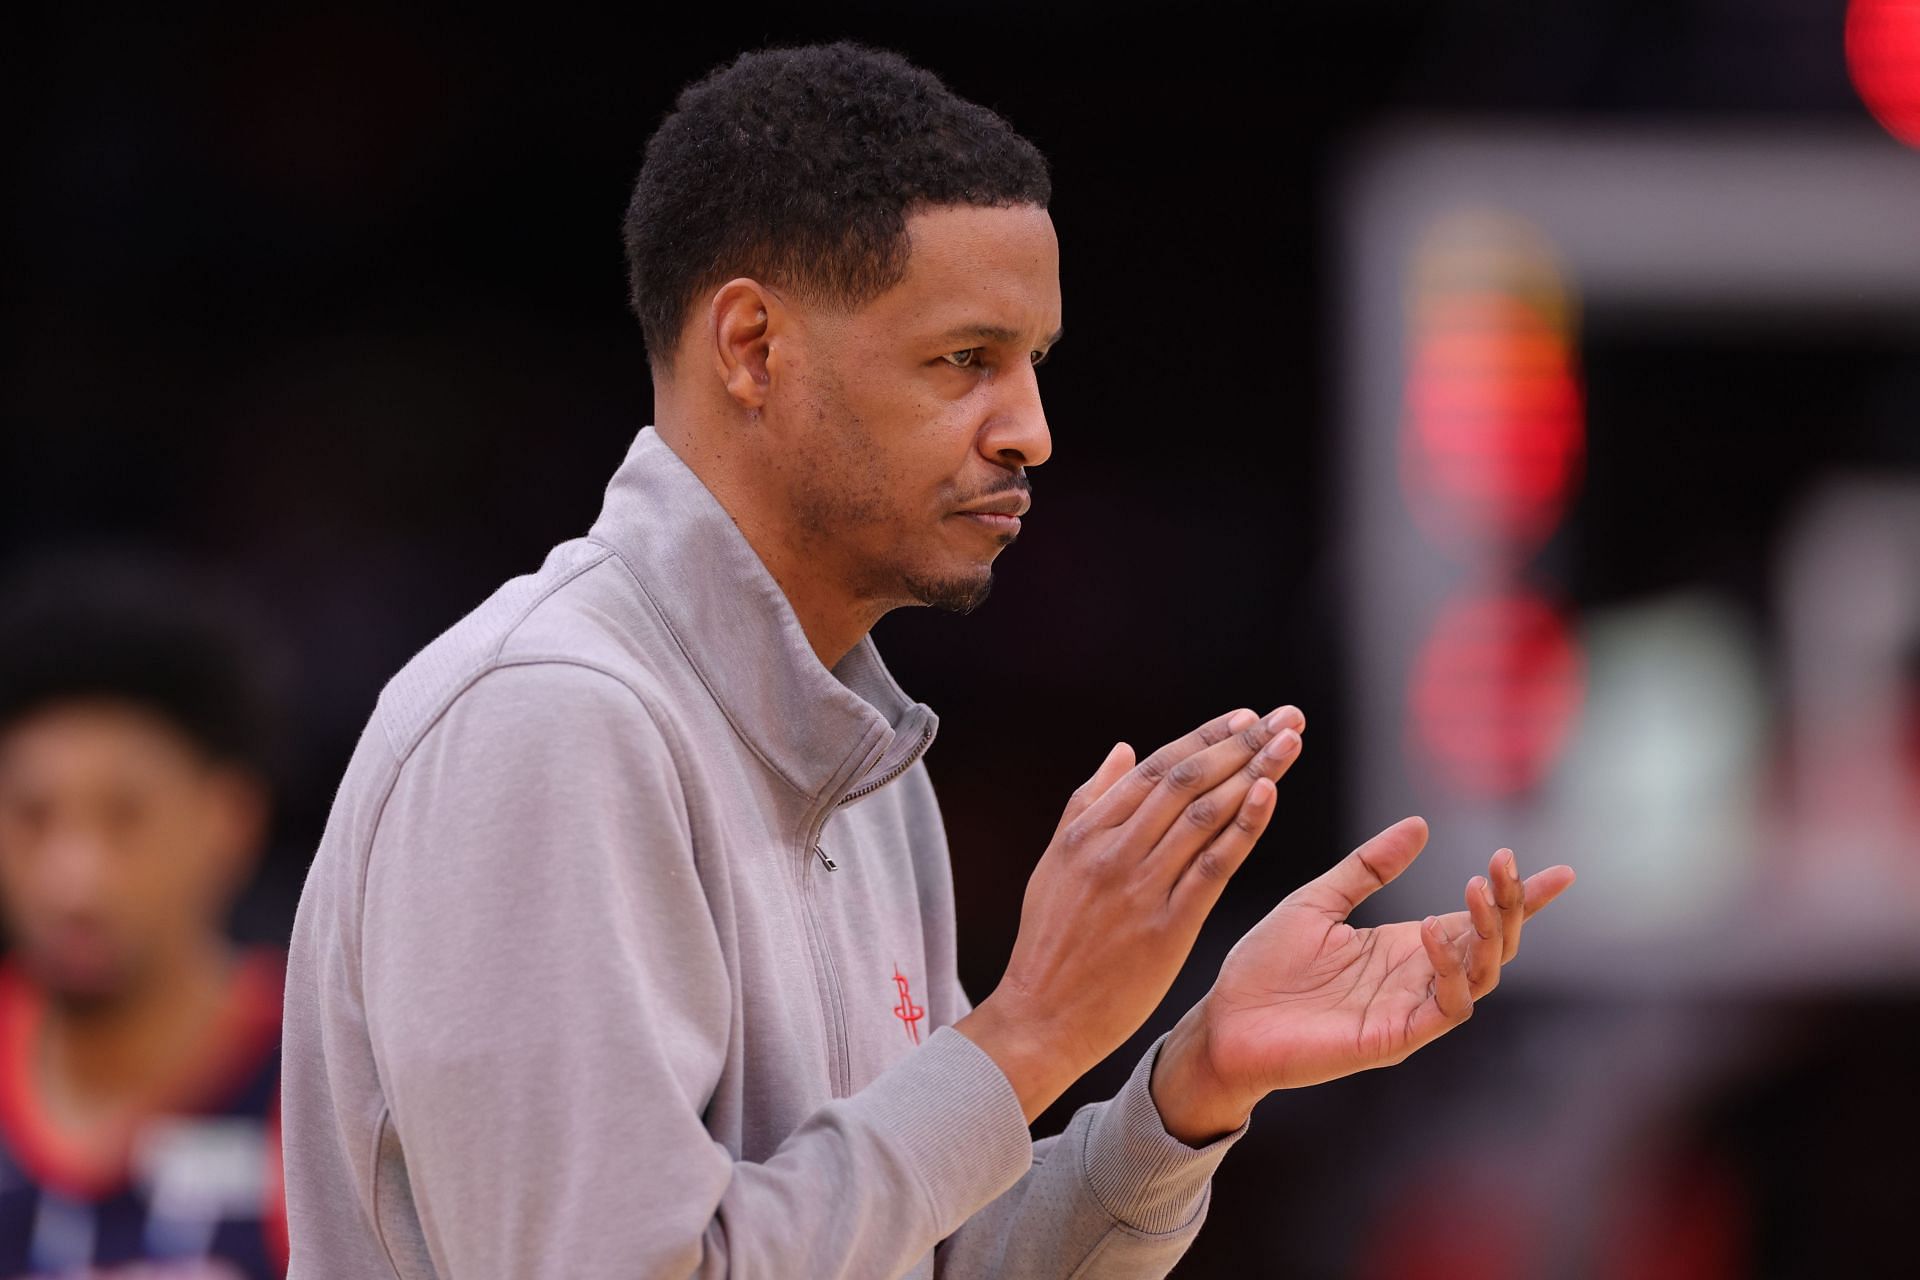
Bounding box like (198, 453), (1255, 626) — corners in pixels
(978, 356), (1052, 470)
(40, 826), (114, 915)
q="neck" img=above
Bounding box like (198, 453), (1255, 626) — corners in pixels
(651, 413), (879, 671)
(746, 538), (880, 672)
(38, 938), (233, 1121)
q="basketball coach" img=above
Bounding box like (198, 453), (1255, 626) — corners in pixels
(282, 42), (1575, 1279)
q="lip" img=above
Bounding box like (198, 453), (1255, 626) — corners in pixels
(954, 495), (1030, 518)
(957, 511), (1022, 534)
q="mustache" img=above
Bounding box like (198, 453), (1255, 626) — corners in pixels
(954, 474), (1032, 506)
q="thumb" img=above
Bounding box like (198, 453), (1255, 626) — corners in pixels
(1063, 741), (1135, 822)
(1284, 816), (1430, 921)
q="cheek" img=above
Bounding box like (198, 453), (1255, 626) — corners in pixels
(0, 843), (35, 924)
(106, 797), (215, 912)
(805, 364), (986, 523)
(816, 392), (924, 510)
(884, 380), (987, 477)
(158, 799), (234, 902)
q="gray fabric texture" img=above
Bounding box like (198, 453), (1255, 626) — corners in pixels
(281, 427), (1245, 1278)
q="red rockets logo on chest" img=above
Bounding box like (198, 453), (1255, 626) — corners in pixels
(890, 966), (925, 1044)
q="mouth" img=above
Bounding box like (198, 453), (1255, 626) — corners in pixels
(32, 922), (124, 994)
(949, 487), (1030, 541)
(953, 496), (1025, 535)
(955, 510), (1023, 537)
(953, 491), (1029, 519)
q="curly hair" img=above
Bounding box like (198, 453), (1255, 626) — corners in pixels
(623, 42), (1051, 365)
(0, 553), (285, 776)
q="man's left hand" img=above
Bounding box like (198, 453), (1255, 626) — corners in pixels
(1148, 816), (1576, 1144)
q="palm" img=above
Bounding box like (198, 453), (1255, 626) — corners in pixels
(1210, 909), (1454, 1092)
(1200, 817), (1575, 1097)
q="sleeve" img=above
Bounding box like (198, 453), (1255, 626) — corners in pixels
(359, 661), (1034, 1279)
(895, 766), (1247, 1280)
(932, 1031), (1248, 1280)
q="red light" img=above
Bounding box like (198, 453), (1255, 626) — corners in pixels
(1401, 292), (1586, 561)
(1408, 587), (1585, 798)
(1848, 0), (1920, 148)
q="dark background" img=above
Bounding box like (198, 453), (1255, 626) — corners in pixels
(6, 2), (1914, 1275)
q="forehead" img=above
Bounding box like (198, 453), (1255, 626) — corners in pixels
(876, 203), (1061, 335)
(0, 701), (203, 786)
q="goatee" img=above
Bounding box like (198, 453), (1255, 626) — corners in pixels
(905, 568), (995, 614)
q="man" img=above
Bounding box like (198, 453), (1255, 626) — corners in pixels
(0, 559), (288, 1278)
(283, 43), (1575, 1277)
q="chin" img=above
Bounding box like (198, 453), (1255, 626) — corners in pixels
(24, 941), (136, 1008)
(902, 564), (996, 614)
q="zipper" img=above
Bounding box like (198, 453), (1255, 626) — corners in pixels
(794, 718), (932, 1097)
(838, 720), (934, 808)
(798, 833), (852, 1097)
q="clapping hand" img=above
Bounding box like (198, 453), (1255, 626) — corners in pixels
(1152, 818), (1576, 1142)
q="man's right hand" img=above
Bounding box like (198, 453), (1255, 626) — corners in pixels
(954, 705), (1304, 1120)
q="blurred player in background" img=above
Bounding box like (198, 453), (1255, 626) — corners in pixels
(0, 557), (288, 1279)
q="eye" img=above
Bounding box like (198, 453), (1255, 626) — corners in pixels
(1030, 348), (1051, 367)
(940, 348), (982, 369)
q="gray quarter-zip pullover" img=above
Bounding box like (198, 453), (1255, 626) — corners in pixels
(281, 427), (1244, 1278)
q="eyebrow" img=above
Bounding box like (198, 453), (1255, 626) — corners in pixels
(935, 323), (1065, 350)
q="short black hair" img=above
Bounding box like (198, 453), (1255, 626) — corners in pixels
(623, 41), (1051, 365)
(0, 553), (286, 776)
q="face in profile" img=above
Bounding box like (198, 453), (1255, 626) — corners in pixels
(0, 700), (263, 1008)
(764, 202), (1064, 616)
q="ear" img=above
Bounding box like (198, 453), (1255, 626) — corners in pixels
(200, 766), (268, 904)
(706, 277), (781, 412)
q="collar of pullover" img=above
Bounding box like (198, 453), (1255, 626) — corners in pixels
(587, 427), (939, 814)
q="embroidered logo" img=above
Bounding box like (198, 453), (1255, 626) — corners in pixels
(891, 966), (925, 1044)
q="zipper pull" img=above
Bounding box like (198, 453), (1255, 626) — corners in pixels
(814, 844), (838, 872)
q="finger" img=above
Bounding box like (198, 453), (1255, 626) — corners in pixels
(1110, 706), (1303, 842)
(1421, 914), (1473, 1025)
(1059, 741), (1138, 825)
(1430, 870), (1573, 955)
(1491, 849), (1526, 964)
(1426, 861), (1578, 959)
(1464, 876), (1502, 997)
(1520, 865), (1576, 920)
(1395, 916), (1475, 1056)
(1287, 816), (1429, 921)
(1168, 776), (1277, 919)
(1143, 720), (1304, 876)
(1080, 707), (1264, 827)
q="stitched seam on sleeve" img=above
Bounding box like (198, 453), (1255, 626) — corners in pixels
(1112, 1178), (1213, 1241)
(1061, 1179), (1213, 1280)
(366, 1107), (406, 1280)
(898, 1144), (949, 1251)
(1076, 1108), (1215, 1239)
(354, 656), (702, 1136)
(1076, 1109), (1127, 1226)
(1064, 1231), (1119, 1280)
(359, 655), (693, 921)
